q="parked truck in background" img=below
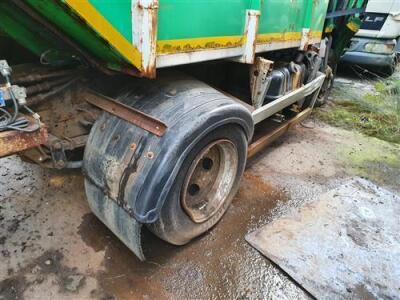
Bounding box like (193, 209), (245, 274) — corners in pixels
(0, 0), (367, 260)
(341, 0), (400, 75)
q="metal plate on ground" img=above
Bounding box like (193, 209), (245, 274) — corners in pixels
(246, 178), (400, 299)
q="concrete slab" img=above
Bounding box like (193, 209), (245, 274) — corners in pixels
(246, 178), (400, 299)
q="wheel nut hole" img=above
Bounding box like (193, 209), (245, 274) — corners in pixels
(202, 157), (214, 170)
(188, 184), (200, 196)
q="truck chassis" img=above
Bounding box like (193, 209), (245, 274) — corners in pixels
(0, 0), (367, 260)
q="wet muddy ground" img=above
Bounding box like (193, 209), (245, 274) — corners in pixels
(1, 76), (399, 299)
(0, 156), (307, 300)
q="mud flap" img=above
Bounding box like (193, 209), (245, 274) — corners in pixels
(85, 180), (145, 261)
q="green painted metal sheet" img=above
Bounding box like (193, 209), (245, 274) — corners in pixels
(0, 0), (365, 74)
(158, 1), (252, 40)
(0, 2), (57, 57)
(26, 0), (128, 70)
(157, 0), (328, 41)
(89, 0), (133, 43)
(156, 0), (329, 43)
(259, 0), (306, 34)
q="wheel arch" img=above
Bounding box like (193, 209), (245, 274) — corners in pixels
(83, 73), (254, 226)
(134, 105), (253, 223)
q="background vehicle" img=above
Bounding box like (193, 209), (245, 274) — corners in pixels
(0, 0), (366, 260)
(341, 0), (400, 75)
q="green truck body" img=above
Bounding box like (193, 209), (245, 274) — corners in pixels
(0, 0), (364, 77)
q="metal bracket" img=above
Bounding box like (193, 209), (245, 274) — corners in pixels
(0, 85), (27, 106)
(0, 60), (11, 77)
(231, 9), (260, 64)
(50, 140), (68, 169)
(252, 72), (326, 124)
(250, 57), (274, 109)
(132, 0), (159, 78)
(83, 90), (167, 137)
(299, 28), (311, 51)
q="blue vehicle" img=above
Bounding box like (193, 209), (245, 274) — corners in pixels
(341, 0), (400, 75)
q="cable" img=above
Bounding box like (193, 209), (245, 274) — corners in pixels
(0, 73), (40, 133)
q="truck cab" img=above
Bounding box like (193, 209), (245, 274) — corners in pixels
(341, 0), (400, 75)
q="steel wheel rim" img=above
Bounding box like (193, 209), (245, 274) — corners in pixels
(181, 139), (238, 223)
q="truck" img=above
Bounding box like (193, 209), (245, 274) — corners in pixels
(341, 0), (400, 75)
(0, 0), (367, 260)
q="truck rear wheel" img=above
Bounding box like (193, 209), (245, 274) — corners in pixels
(147, 124), (247, 245)
(83, 73), (254, 259)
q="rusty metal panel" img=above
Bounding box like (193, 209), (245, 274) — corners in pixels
(246, 178), (400, 299)
(0, 120), (48, 157)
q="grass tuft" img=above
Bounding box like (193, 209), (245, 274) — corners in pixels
(316, 75), (400, 144)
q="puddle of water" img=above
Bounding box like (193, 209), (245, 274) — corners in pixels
(78, 213), (172, 299)
(77, 171), (307, 300)
(0, 249), (87, 298)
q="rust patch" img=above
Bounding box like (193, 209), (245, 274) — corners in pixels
(133, 0), (159, 78)
(157, 38), (244, 55)
(0, 119), (48, 157)
(144, 0), (159, 78)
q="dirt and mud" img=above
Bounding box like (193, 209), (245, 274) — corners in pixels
(1, 74), (399, 300)
(0, 154), (307, 300)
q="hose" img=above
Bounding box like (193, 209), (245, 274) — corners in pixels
(27, 76), (81, 106)
(26, 75), (75, 96)
(13, 69), (79, 85)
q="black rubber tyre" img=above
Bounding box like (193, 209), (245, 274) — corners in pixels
(147, 124), (248, 245)
(314, 79), (333, 107)
(314, 64), (335, 107)
(381, 62), (396, 77)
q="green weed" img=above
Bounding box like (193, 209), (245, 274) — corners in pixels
(316, 75), (400, 144)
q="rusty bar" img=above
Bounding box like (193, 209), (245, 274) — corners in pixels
(0, 119), (48, 157)
(248, 108), (312, 158)
(83, 90), (167, 137)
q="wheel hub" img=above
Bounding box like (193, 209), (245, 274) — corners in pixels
(181, 139), (238, 223)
